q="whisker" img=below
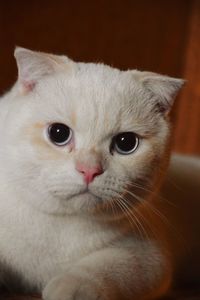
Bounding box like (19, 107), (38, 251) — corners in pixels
(121, 195), (158, 241)
(123, 188), (186, 246)
(117, 194), (150, 241)
(124, 188), (172, 227)
(118, 195), (152, 242)
(115, 197), (144, 240)
(126, 180), (177, 208)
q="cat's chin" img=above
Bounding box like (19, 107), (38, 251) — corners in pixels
(31, 190), (104, 216)
(62, 191), (103, 214)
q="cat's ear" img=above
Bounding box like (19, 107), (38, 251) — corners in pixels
(14, 47), (73, 93)
(136, 71), (185, 114)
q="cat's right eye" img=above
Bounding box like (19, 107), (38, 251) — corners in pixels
(47, 123), (73, 146)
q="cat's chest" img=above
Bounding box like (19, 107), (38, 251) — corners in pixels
(0, 205), (117, 288)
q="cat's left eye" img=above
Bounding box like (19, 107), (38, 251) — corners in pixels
(47, 123), (73, 146)
(110, 132), (139, 155)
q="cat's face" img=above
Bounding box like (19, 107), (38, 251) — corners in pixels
(0, 48), (183, 216)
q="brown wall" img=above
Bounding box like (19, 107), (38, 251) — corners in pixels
(0, 0), (199, 154)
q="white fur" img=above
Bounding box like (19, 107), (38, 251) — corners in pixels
(0, 48), (199, 300)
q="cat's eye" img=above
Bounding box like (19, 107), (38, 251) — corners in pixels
(48, 123), (72, 146)
(110, 132), (139, 155)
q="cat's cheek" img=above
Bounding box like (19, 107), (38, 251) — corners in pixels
(67, 140), (75, 152)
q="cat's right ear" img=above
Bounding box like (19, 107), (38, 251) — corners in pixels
(132, 70), (185, 115)
(14, 47), (73, 93)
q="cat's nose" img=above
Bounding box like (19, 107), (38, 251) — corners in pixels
(76, 163), (103, 184)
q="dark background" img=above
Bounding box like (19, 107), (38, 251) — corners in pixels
(0, 0), (199, 154)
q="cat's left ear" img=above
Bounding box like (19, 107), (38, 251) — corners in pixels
(14, 47), (73, 93)
(137, 71), (185, 114)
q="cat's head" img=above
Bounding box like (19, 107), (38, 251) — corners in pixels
(0, 48), (184, 216)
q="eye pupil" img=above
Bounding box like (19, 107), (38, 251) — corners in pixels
(48, 123), (72, 146)
(112, 132), (139, 155)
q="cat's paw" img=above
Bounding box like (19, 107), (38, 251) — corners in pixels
(42, 274), (105, 300)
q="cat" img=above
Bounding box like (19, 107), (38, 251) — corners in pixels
(0, 47), (199, 300)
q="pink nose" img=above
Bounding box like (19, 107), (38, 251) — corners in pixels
(76, 163), (103, 184)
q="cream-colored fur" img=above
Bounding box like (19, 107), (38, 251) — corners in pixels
(0, 48), (199, 300)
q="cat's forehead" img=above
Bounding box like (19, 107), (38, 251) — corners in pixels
(64, 62), (135, 102)
(37, 64), (140, 131)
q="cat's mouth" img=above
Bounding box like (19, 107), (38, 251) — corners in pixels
(61, 186), (102, 203)
(73, 189), (102, 201)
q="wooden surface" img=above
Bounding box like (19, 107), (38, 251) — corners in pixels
(2, 290), (200, 300)
(172, 0), (200, 155)
(0, 0), (190, 87)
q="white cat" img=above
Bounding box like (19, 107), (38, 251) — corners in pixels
(0, 47), (199, 300)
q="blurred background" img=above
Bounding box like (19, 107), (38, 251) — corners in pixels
(0, 0), (199, 155)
